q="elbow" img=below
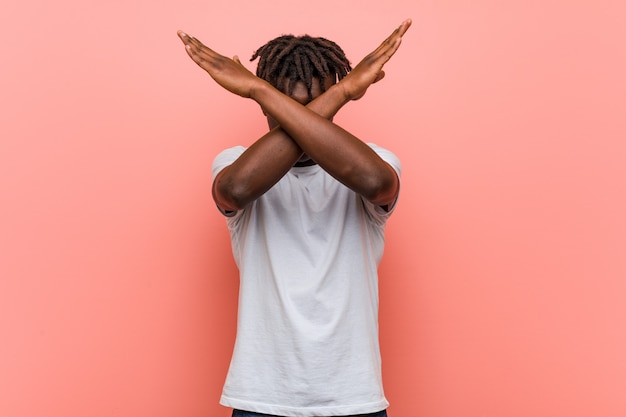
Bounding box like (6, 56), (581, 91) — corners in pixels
(360, 169), (399, 205)
(213, 174), (253, 212)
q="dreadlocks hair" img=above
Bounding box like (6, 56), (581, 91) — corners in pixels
(250, 34), (352, 101)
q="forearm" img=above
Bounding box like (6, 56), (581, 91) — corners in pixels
(213, 81), (353, 211)
(251, 81), (399, 205)
(181, 20), (409, 208)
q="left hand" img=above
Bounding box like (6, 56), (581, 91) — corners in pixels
(177, 30), (261, 98)
(338, 19), (412, 101)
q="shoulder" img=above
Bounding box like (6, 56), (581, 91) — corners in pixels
(211, 146), (247, 180)
(367, 143), (402, 177)
(363, 144), (402, 218)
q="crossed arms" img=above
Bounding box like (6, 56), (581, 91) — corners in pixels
(177, 19), (411, 212)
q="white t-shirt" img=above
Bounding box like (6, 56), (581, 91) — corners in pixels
(212, 144), (401, 417)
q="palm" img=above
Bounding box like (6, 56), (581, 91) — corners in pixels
(340, 19), (411, 101)
(178, 31), (259, 98)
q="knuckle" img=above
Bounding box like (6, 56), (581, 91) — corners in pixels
(363, 55), (377, 66)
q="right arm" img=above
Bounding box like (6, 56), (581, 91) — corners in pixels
(219, 20), (410, 210)
(178, 19), (410, 212)
(211, 84), (349, 212)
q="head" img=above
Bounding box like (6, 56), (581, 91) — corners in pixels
(250, 34), (352, 102)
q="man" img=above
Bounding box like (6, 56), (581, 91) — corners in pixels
(178, 18), (411, 417)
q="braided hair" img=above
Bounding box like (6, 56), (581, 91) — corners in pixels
(251, 34), (352, 101)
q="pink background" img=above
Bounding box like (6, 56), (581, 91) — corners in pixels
(1, 0), (625, 416)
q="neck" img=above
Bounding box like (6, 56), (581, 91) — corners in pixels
(294, 159), (317, 167)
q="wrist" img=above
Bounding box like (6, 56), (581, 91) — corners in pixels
(306, 83), (350, 120)
(249, 78), (272, 102)
(327, 82), (351, 105)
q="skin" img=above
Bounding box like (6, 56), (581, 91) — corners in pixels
(177, 19), (412, 212)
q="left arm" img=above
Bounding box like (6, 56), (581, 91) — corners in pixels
(178, 20), (410, 206)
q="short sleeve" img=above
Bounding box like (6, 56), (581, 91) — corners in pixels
(212, 146), (247, 180)
(361, 143), (402, 223)
(211, 146), (247, 217)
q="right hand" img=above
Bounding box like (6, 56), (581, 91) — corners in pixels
(339, 19), (412, 101)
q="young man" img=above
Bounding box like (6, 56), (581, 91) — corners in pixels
(178, 19), (411, 417)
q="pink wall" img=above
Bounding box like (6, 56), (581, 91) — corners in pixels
(1, 0), (625, 416)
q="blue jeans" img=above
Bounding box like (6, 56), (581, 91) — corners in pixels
(232, 410), (388, 417)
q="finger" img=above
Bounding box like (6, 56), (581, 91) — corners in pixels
(385, 18), (411, 41)
(184, 34), (204, 50)
(372, 71), (386, 84)
(177, 30), (196, 45)
(397, 18), (412, 37)
(369, 20), (410, 59)
(184, 43), (215, 68)
(385, 19), (411, 48)
(181, 35), (222, 63)
(184, 44), (204, 65)
(374, 19), (412, 58)
(179, 32), (208, 58)
(368, 34), (402, 63)
(382, 19), (412, 49)
(186, 45), (218, 69)
(178, 31), (210, 54)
